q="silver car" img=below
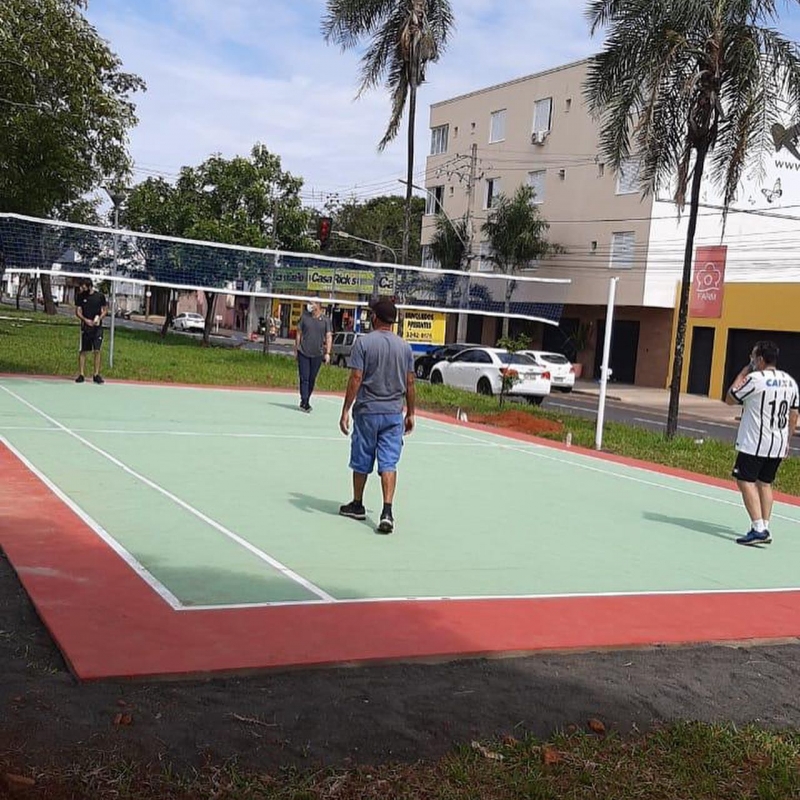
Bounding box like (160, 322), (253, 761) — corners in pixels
(331, 331), (364, 367)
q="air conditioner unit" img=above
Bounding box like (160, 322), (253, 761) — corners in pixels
(531, 130), (547, 145)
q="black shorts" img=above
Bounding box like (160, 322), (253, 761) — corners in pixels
(732, 452), (782, 484)
(80, 326), (104, 353)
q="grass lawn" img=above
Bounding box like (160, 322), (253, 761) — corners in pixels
(3, 723), (800, 799)
(2, 305), (798, 496)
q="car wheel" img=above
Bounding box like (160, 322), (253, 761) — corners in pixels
(415, 363), (426, 378)
(430, 370), (443, 385)
(526, 396), (544, 406)
(477, 378), (493, 396)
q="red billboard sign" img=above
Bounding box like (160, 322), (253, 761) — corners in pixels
(689, 245), (727, 318)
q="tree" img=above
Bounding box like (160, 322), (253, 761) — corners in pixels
(584, 0), (800, 438)
(322, 0), (455, 262)
(481, 184), (558, 339)
(326, 195), (425, 265)
(0, 0), (144, 313)
(123, 145), (315, 344)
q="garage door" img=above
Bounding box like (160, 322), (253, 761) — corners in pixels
(723, 329), (800, 400)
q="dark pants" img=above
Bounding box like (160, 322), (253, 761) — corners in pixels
(298, 353), (323, 406)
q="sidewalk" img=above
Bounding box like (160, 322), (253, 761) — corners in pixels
(572, 380), (740, 423)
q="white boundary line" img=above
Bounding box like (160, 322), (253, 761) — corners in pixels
(0, 425), (519, 448)
(0, 385), (335, 604)
(0, 434), (183, 610)
(180, 584), (800, 611)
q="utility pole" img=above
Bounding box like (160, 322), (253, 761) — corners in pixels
(456, 143), (479, 343)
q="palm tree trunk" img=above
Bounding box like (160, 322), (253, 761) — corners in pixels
(666, 146), (708, 439)
(402, 81), (417, 264)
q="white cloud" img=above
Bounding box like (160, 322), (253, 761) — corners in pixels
(86, 0), (597, 205)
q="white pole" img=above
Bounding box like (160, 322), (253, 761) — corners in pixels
(109, 205), (119, 369)
(595, 276), (619, 451)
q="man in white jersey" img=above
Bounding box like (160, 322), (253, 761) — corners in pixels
(726, 341), (799, 546)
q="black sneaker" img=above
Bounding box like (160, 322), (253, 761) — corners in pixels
(339, 501), (366, 520)
(299, 402), (310, 413)
(736, 528), (772, 546)
(75, 375), (85, 383)
(377, 511), (394, 534)
(93, 374), (105, 385)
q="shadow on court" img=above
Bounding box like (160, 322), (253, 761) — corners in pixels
(643, 512), (739, 542)
(288, 492), (379, 530)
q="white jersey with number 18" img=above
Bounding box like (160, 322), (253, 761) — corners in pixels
(731, 369), (799, 458)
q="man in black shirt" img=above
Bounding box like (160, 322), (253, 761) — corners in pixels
(74, 278), (108, 384)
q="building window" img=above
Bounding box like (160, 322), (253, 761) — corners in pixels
(425, 185), (444, 215)
(565, 98), (572, 112)
(477, 241), (494, 272)
(616, 157), (641, 194)
(489, 109), (506, 143)
(527, 170), (546, 204)
(430, 124), (449, 155)
(597, 162), (605, 177)
(485, 177), (501, 209)
(533, 97), (553, 134)
(610, 231), (635, 269)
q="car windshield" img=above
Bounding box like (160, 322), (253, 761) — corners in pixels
(497, 352), (536, 365)
(540, 353), (570, 365)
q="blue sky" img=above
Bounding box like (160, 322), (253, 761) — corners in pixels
(84, 0), (800, 208)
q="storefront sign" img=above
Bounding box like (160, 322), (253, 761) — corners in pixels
(689, 245), (727, 318)
(401, 311), (446, 345)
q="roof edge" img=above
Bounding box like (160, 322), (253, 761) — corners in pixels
(430, 57), (594, 110)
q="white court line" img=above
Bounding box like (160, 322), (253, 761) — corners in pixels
(181, 584), (800, 611)
(0, 435), (183, 610)
(0, 425), (523, 448)
(0, 385), (335, 604)
(415, 416), (800, 526)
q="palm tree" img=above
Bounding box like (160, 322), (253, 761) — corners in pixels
(584, 0), (800, 438)
(481, 184), (557, 339)
(322, 0), (455, 263)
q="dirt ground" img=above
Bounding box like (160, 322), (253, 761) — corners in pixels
(2, 550), (800, 778)
(471, 409), (564, 437)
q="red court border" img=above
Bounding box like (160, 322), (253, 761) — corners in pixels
(2, 376), (800, 680)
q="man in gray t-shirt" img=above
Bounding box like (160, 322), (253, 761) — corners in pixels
(295, 301), (332, 412)
(339, 299), (415, 534)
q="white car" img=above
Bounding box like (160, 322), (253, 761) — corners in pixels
(172, 312), (205, 333)
(429, 347), (551, 404)
(521, 350), (576, 392)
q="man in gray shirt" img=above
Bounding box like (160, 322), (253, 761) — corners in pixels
(295, 300), (332, 412)
(339, 299), (416, 533)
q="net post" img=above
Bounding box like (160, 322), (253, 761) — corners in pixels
(595, 276), (619, 451)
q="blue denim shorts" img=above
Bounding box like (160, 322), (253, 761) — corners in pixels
(350, 413), (405, 475)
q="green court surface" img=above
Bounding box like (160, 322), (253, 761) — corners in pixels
(2, 376), (800, 609)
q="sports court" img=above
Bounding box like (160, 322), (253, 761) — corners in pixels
(2, 375), (800, 681)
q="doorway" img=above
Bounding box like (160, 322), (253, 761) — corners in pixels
(593, 319), (640, 383)
(687, 327), (715, 396)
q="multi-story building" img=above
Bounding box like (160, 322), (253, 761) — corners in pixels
(422, 58), (800, 391)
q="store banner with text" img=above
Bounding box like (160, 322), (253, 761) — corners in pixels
(689, 245), (727, 318)
(401, 311), (447, 345)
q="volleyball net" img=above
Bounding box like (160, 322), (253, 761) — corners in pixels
(0, 213), (570, 336)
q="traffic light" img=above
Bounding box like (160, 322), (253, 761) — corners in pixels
(317, 216), (332, 249)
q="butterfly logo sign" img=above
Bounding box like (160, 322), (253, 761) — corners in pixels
(762, 178), (782, 204)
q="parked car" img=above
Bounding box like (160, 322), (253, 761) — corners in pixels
(413, 343), (476, 379)
(331, 331), (364, 367)
(172, 312), (205, 333)
(429, 347), (551, 404)
(520, 350), (576, 392)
